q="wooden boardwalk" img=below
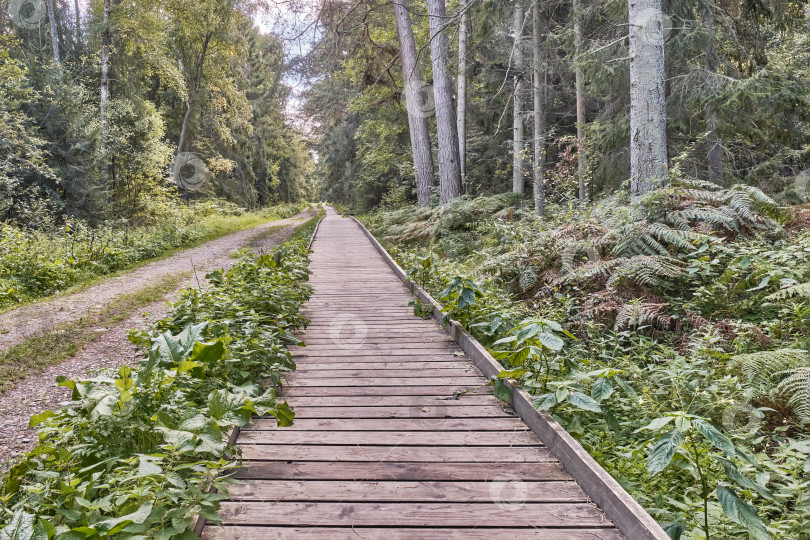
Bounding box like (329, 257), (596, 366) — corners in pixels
(202, 208), (624, 539)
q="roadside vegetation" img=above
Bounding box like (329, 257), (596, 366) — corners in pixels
(364, 188), (810, 539)
(0, 200), (306, 310)
(0, 209), (322, 538)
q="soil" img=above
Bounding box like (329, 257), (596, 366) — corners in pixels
(0, 209), (315, 469)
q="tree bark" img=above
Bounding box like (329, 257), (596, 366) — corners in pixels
(47, 0), (61, 64)
(533, 0), (547, 216)
(703, 0), (722, 183)
(629, 0), (668, 195)
(457, 0), (468, 181)
(176, 32), (212, 162)
(512, 2), (525, 194)
(100, 0), (110, 119)
(427, 0), (464, 203)
(574, 0), (586, 200)
(74, 0), (82, 42)
(393, 0), (435, 205)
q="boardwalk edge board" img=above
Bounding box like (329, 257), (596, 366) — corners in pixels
(351, 215), (669, 540)
(192, 209), (325, 536)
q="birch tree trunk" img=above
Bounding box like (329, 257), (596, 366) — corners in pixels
(457, 0), (468, 181)
(533, 0), (547, 215)
(629, 0), (668, 195)
(47, 0), (61, 65)
(573, 0), (586, 200)
(427, 0), (464, 203)
(393, 0), (435, 205)
(703, 0), (722, 183)
(512, 2), (525, 194)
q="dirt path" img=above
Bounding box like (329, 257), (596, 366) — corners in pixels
(0, 209), (314, 349)
(0, 208), (315, 468)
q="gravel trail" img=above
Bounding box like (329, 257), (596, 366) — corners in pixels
(0, 208), (315, 468)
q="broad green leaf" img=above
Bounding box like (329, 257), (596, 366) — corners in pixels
(591, 377), (613, 402)
(648, 430), (683, 476)
(1, 510), (36, 540)
(493, 378), (512, 404)
(269, 401), (295, 427)
(568, 392), (602, 413)
(716, 486), (770, 540)
(189, 340), (225, 365)
(208, 390), (252, 427)
(694, 419), (735, 457)
(29, 410), (55, 429)
(533, 392), (558, 411)
(497, 368), (527, 379)
(138, 457), (162, 476)
(638, 416), (674, 433)
(537, 332), (564, 351)
(662, 522), (685, 540)
(614, 376), (639, 402)
(95, 501), (154, 532)
(718, 458), (774, 501)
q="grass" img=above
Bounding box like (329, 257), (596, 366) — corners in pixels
(0, 272), (186, 393)
(0, 205), (311, 316)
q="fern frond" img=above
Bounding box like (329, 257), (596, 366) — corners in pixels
(765, 282), (810, 302)
(605, 256), (684, 290)
(732, 348), (810, 401)
(777, 367), (810, 423)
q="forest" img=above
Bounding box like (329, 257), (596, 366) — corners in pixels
(0, 0), (809, 538)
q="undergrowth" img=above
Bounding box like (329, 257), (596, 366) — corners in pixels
(0, 208), (323, 538)
(365, 185), (810, 539)
(0, 199), (308, 310)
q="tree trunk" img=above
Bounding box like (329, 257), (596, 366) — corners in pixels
(533, 0), (547, 216)
(512, 2), (525, 194)
(393, 0), (435, 205)
(47, 0), (61, 64)
(457, 0), (468, 181)
(629, 0), (668, 195)
(74, 0), (82, 42)
(427, 0), (464, 203)
(176, 33), (212, 163)
(574, 0), (587, 200)
(100, 0), (110, 118)
(703, 0), (722, 183)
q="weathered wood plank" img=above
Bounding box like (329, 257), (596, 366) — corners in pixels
(280, 386), (491, 397)
(243, 418), (527, 431)
(238, 445), (553, 462)
(238, 430), (535, 445)
(226, 480), (586, 502)
(285, 395), (500, 406)
(279, 405), (511, 419)
(203, 527), (624, 540)
(233, 461), (573, 481)
(216, 502), (612, 527)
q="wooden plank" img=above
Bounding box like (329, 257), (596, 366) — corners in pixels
(226, 480), (587, 502)
(285, 395), (501, 407)
(203, 526), (624, 540)
(290, 369), (481, 378)
(284, 377), (482, 386)
(293, 361), (476, 370)
(279, 385), (492, 397)
(238, 445), (553, 462)
(238, 430), (536, 445)
(216, 502), (611, 527)
(234, 461), (574, 481)
(283, 405), (511, 419)
(243, 418), (527, 431)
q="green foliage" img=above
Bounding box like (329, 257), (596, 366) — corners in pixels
(0, 210), (322, 538)
(0, 200), (306, 309)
